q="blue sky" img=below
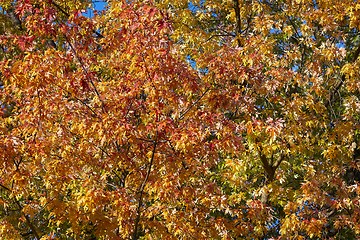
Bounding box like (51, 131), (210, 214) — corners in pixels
(84, 1), (108, 18)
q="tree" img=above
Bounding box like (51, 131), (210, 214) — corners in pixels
(0, 0), (359, 239)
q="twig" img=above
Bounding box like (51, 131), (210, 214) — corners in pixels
(64, 35), (107, 113)
(0, 183), (11, 192)
(206, 33), (236, 42)
(179, 87), (211, 120)
(56, 83), (100, 118)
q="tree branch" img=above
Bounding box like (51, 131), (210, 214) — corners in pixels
(64, 35), (107, 113)
(0, 184), (41, 239)
(179, 87), (210, 121)
(326, 38), (360, 108)
(132, 137), (158, 240)
(15, 200), (40, 240)
(0, 183), (11, 192)
(233, 0), (243, 47)
(56, 83), (100, 118)
(258, 146), (276, 182)
(206, 33), (236, 42)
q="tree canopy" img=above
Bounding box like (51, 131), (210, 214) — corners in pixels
(0, 0), (360, 239)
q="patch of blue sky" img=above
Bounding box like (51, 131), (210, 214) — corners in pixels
(336, 41), (346, 49)
(269, 28), (282, 34)
(83, 0), (108, 18)
(188, 0), (205, 13)
(188, 2), (198, 13)
(186, 55), (208, 74)
(186, 55), (197, 69)
(292, 65), (299, 72)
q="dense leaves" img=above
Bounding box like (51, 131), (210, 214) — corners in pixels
(0, 0), (359, 239)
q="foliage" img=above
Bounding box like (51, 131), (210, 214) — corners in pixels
(0, 0), (360, 239)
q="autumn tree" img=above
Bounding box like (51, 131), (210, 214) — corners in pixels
(1, 0), (360, 239)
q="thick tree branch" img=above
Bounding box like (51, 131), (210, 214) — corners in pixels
(256, 140), (285, 183)
(258, 147), (276, 182)
(233, 0), (243, 47)
(15, 200), (41, 240)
